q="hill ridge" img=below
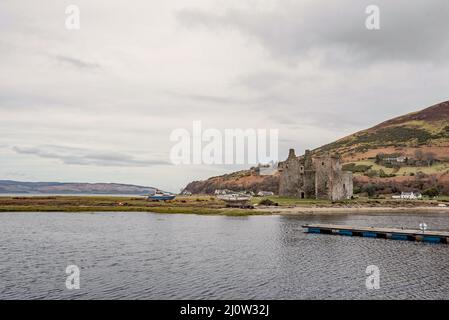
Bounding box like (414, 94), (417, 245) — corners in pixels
(0, 180), (157, 195)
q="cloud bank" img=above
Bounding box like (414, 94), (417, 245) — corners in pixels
(0, 0), (448, 191)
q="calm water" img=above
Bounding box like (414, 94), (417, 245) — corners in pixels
(1, 212), (449, 300)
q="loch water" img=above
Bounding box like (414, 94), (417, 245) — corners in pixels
(1, 212), (448, 299)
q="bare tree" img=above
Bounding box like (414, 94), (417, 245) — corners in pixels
(414, 149), (424, 162)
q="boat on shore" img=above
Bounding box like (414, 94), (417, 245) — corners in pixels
(148, 191), (176, 201)
(216, 194), (252, 201)
(216, 193), (254, 208)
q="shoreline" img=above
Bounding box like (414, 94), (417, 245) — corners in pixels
(0, 195), (448, 216)
(257, 206), (449, 215)
(1, 205), (448, 216)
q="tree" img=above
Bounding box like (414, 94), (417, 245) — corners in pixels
(423, 187), (439, 198)
(414, 149), (424, 162)
(365, 169), (378, 178)
(363, 184), (377, 197)
(423, 152), (436, 167)
(416, 171), (427, 180)
(375, 153), (384, 164)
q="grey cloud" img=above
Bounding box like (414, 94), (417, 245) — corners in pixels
(236, 71), (295, 92)
(271, 110), (366, 131)
(167, 91), (247, 105)
(12, 145), (170, 167)
(165, 89), (296, 112)
(54, 55), (102, 70)
(177, 0), (449, 65)
(0, 90), (68, 109)
(2, 171), (31, 179)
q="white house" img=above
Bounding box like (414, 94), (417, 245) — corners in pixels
(384, 156), (407, 163)
(393, 192), (422, 200)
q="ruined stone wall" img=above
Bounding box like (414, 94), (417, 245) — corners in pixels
(303, 171), (315, 198)
(313, 156), (333, 200)
(278, 149), (353, 200)
(278, 149), (303, 197)
(303, 150), (315, 198)
(330, 171), (353, 200)
(343, 172), (353, 199)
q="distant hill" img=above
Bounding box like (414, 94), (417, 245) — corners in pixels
(0, 180), (157, 195)
(314, 101), (449, 162)
(184, 100), (449, 195)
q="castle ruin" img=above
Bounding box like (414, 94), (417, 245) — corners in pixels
(278, 149), (353, 201)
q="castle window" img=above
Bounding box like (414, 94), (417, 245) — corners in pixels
(300, 166), (304, 172)
(322, 162), (325, 166)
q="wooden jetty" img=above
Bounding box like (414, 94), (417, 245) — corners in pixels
(303, 224), (449, 244)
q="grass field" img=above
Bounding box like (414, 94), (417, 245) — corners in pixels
(349, 159), (449, 176)
(0, 195), (269, 216)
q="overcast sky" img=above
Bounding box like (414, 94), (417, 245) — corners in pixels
(1, 0), (449, 192)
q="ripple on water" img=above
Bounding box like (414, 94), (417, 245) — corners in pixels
(0, 212), (448, 299)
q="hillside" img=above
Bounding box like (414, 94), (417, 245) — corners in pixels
(184, 100), (449, 195)
(315, 101), (449, 162)
(0, 180), (157, 195)
(184, 169), (279, 195)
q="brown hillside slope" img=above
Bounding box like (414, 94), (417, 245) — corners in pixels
(315, 101), (449, 162)
(184, 169), (279, 195)
(373, 101), (449, 126)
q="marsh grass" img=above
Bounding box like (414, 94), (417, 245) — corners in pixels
(0, 194), (443, 215)
(0, 195), (268, 216)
